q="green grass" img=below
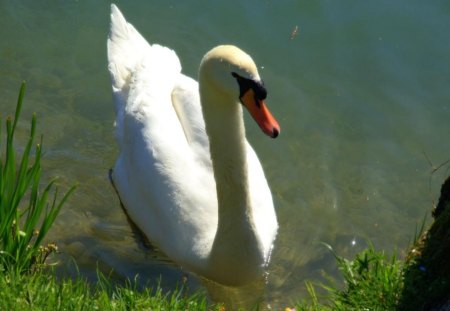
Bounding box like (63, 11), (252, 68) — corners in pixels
(0, 268), (220, 311)
(295, 244), (404, 311)
(0, 82), (76, 273)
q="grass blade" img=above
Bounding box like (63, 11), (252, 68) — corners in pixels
(0, 82), (75, 272)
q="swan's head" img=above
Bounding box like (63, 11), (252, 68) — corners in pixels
(199, 45), (280, 138)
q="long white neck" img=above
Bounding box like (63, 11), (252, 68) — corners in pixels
(199, 81), (265, 285)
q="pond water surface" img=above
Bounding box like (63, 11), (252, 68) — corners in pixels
(1, 1), (449, 309)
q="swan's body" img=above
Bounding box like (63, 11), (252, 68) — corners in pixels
(107, 4), (279, 286)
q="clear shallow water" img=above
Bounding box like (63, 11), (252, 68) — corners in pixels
(1, 0), (449, 308)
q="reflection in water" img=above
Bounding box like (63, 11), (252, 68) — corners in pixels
(202, 277), (269, 310)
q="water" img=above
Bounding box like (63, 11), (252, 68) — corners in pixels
(1, 0), (449, 308)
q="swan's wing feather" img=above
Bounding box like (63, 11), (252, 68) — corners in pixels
(115, 64), (213, 259)
(116, 76), (216, 259)
(172, 75), (211, 167)
(108, 4), (151, 93)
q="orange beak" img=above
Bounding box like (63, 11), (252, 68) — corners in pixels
(241, 89), (280, 138)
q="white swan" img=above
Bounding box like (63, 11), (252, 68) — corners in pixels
(107, 4), (280, 286)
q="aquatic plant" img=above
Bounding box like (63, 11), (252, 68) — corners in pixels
(0, 82), (76, 273)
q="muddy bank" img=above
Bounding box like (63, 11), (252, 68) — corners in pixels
(399, 176), (450, 311)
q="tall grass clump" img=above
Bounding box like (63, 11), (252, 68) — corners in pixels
(295, 243), (404, 310)
(324, 243), (403, 310)
(0, 82), (76, 273)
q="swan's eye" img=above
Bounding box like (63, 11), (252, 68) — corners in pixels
(231, 72), (267, 102)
